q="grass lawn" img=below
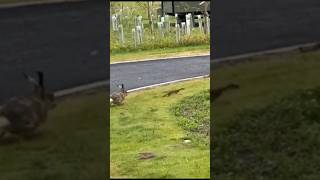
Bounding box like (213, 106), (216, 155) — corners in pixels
(213, 50), (320, 179)
(0, 88), (107, 180)
(110, 44), (209, 63)
(110, 78), (210, 178)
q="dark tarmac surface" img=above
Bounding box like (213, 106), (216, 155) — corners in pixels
(212, 0), (320, 58)
(0, 1), (107, 103)
(110, 56), (210, 93)
(1, 0), (320, 100)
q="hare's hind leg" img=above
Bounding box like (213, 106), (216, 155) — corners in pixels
(0, 130), (6, 139)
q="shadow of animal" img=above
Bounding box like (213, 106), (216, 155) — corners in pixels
(163, 88), (185, 97)
(211, 83), (239, 102)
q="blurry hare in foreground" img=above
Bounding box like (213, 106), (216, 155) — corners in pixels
(0, 71), (55, 138)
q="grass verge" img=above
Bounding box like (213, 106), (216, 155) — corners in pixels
(110, 44), (209, 63)
(213, 50), (320, 179)
(0, 88), (107, 180)
(110, 78), (210, 178)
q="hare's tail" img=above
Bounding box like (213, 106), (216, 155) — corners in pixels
(0, 116), (10, 129)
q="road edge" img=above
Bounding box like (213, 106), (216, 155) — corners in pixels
(0, 0), (86, 9)
(54, 41), (319, 97)
(127, 75), (210, 93)
(110, 54), (210, 65)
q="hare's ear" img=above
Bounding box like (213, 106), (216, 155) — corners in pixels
(22, 72), (39, 87)
(37, 71), (44, 89)
(37, 71), (45, 99)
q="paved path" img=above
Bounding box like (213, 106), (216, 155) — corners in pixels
(212, 0), (320, 58)
(1, 0), (320, 101)
(110, 56), (210, 93)
(0, 1), (107, 103)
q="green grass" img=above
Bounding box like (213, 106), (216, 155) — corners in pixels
(110, 44), (209, 63)
(110, 78), (210, 178)
(213, 50), (320, 179)
(0, 88), (107, 180)
(172, 89), (210, 144)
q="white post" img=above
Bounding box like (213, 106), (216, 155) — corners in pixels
(151, 14), (154, 34)
(176, 24), (181, 43)
(181, 22), (186, 36)
(132, 28), (137, 47)
(165, 15), (170, 32)
(119, 24), (125, 46)
(175, 14), (178, 25)
(136, 25), (142, 44)
(157, 21), (164, 38)
(186, 14), (191, 35)
(198, 15), (203, 33)
(112, 14), (119, 31)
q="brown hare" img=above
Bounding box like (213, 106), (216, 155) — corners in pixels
(0, 71), (55, 138)
(110, 84), (127, 105)
(163, 88), (185, 97)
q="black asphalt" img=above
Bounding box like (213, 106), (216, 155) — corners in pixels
(0, 1), (107, 103)
(110, 56), (210, 93)
(1, 0), (320, 101)
(212, 0), (320, 58)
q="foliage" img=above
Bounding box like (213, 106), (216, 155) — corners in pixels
(215, 87), (320, 180)
(172, 89), (210, 144)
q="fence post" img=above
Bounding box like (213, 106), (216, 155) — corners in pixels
(176, 24), (181, 43)
(132, 28), (137, 48)
(118, 24), (125, 46)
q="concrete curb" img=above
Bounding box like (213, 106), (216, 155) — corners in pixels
(111, 54), (210, 65)
(54, 80), (108, 98)
(54, 42), (319, 98)
(212, 42), (320, 69)
(0, 0), (86, 9)
(127, 75), (210, 93)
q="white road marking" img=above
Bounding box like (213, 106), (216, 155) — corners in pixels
(127, 75), (210, 93)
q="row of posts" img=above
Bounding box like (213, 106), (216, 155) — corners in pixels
(111, 13), (210, 47)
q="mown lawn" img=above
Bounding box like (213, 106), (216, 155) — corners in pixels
(213, 50), (320, 180)
(110, 78), (210, 178)
(110, 44), (209, 63)
(0, 88), (107, 180)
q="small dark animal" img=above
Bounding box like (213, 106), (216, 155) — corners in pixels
(110, 84), (127, 105)
(211, 83), (239, 102)
(163, 88), (185, 97)
(0, 71), (55, 138)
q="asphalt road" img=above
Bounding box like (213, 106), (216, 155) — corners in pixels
(0, 1), (107, 103)
(110, 56), (210, 93)
(212, 0), (320, 58)
(1, 0), (320, 101)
